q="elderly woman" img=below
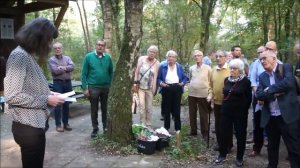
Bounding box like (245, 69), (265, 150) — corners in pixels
(157, 50), (188, 132)
(133, 45), (160, 128)
(214, 59), (252, 167)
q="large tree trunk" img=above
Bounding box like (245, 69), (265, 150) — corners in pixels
(107, 0), (143, 145)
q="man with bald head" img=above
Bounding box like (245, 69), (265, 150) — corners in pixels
(48, 42), (75, 132)
(249, 46), (267, 156)
(265, 41), (278, 55)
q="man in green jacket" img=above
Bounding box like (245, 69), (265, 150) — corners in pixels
(81, 39), (113, 138)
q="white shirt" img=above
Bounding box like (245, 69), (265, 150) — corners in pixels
(165, 65), (179, 84)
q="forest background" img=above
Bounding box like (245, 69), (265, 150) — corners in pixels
(25, 0), (300, 144)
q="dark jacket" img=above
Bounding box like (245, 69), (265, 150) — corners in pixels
(256, 63), (300, 127)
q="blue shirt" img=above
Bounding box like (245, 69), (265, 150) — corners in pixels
(203, 56), (212, 66)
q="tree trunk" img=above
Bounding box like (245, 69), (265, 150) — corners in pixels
(193, 0), (216, 54)
(82, 0), (92, 51)
(76, 1), (89, 53)
(100, 0), (113, 54)
(107, 0), (143, 145)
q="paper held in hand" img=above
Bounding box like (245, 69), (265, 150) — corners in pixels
(58, 91), (77, 102)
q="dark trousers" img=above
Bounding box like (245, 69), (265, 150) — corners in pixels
(219, 108), (248, 160)
(252, 96), (264, 153)
(214, 104), (233, 148)
(162, 84), (182, 131)
(53, 79), (72, 126)
(89, 87), (109, 131)
(266, 116), (300, 168)
(253, 110), (264, 153)
(12, 121), (46, 168)
(188, 96), (210, 137)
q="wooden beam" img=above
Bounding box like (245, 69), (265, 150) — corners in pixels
(54, 2), (69, 28)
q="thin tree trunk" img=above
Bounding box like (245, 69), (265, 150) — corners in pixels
(82, 0), (91, 51)
(76, 1), (89, 53)
(107, 0), (143, 145)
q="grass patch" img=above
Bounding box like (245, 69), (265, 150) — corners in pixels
(91, 133), (138, 156)
(165, 125), (207, 160)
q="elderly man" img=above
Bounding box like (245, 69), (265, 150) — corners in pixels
(48, 42), (75, 132)
(188, 50), (212, 140)
(256, 50), (300, 168)
(211, 50), (232, 151)
(265, 41), (278, 54)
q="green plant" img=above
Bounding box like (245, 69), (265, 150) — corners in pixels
(165, 125), (207, 160)
(91, 133), (138, 156)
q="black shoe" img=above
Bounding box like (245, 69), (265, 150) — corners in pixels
(214, 156), (226, 165)
(235, 159), (243, 167)
(91, 129), (98, 138)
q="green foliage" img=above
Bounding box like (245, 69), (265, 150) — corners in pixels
(91, 133), (138, 156)
(165, 125), (207, 160)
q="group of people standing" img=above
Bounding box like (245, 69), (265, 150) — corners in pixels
(2, 17), (300, 168)
(133, 42), (300, 168)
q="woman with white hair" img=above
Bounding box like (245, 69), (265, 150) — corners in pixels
(157, 50), (188, 132)
(214, 58), (252, 167)
(133, 45), (160, 128)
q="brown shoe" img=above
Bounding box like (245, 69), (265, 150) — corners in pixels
(56, 126), (64, 132)
(248, 150), (259, 157)
(64, 124), (72, 131)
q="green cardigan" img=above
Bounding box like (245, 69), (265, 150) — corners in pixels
(81, 51), (113, 90)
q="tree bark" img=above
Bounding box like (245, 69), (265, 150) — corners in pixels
(107, 0), (143, 145)
(100, 0), (113, 54)
(82, 0), (91, 51)
(192, 0), (217, 54)
(76, 0), (89, 53)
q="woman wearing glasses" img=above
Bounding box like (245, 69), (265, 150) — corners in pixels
(214, 58), (252, 167)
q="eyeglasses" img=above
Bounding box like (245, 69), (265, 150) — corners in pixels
(257, 51), (263, 54)
(265, 47), (275, 51)
(259, 56), (267, 62)
(230, 67), (239, 70)
(216, 55), (225, 58)
(97, 44), (106, 47)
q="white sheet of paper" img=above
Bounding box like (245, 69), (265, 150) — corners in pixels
(58, 91), (77, 102)
(65, 97), (77, 102)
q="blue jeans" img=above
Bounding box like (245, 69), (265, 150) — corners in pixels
(53, 79), (72, 127)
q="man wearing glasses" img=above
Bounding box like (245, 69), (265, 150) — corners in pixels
(81, 39), (114, 138)
(256, 50), (300, 168)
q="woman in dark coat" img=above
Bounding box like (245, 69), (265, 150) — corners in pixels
(214, 58), (252, 167)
